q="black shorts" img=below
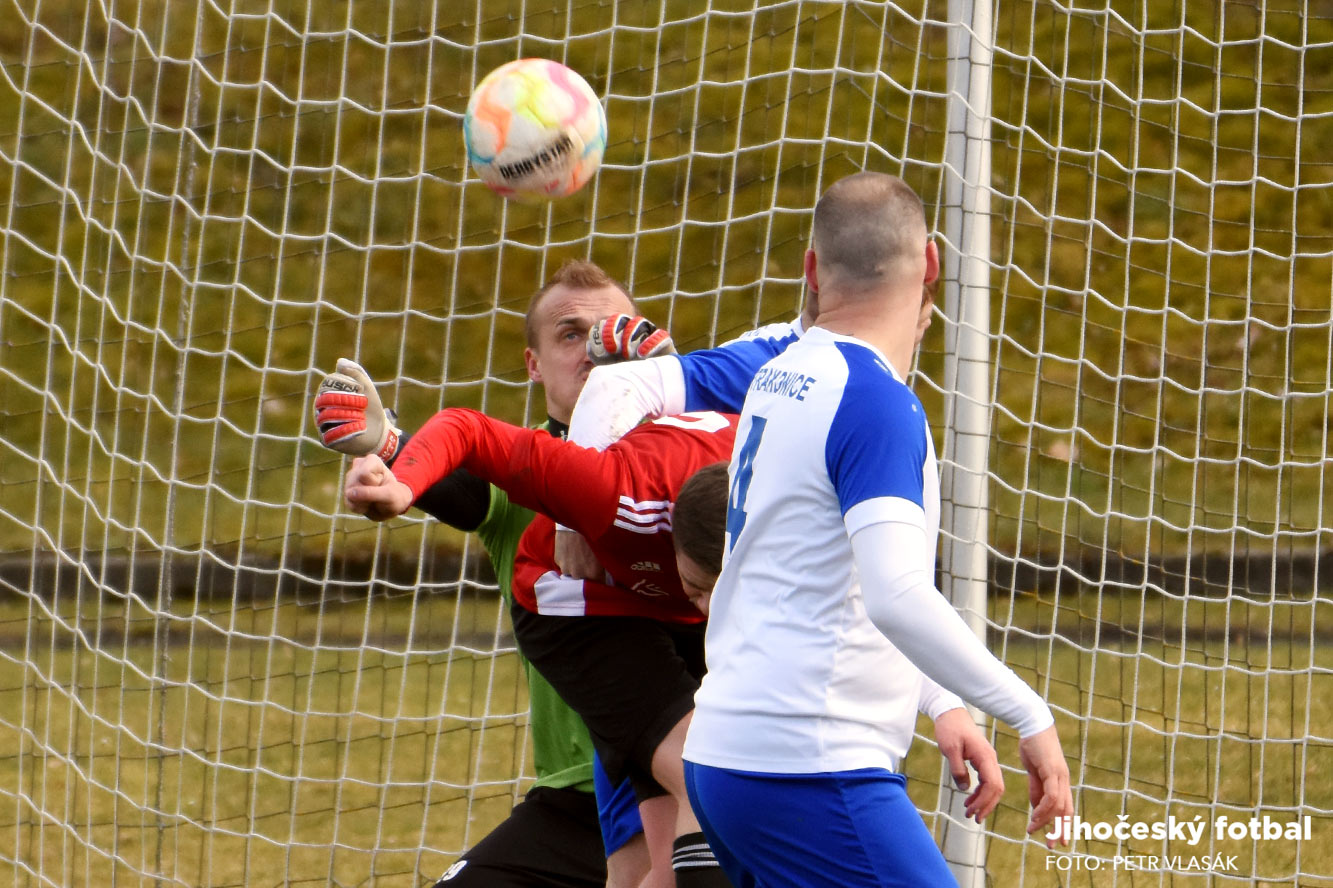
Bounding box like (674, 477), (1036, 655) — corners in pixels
(430, 785), (606, 888)
(511, 602), (707, 801)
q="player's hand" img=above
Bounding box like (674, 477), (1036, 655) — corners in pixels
(586, 314), (676, 364)
(314, 358), (402, 461)
(344, 455), (414, 521)
(931, 708), (1004, 823)
(1018, 724), (1074, 846)
(554, 528), (606, 580)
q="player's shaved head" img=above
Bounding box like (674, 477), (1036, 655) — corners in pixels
(812, 172), (928, 292)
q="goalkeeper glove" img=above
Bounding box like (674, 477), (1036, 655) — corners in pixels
(313, 358), (402, 461)
(586, 314), (677, 365)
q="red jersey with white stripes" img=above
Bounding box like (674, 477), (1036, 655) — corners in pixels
(392, 408), (738, 623)
(512, 514), (709, 623)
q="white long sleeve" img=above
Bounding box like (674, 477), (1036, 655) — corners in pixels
(917, 673), (966, 721)
(851, 519), (1054, 738)
(568, 317), (807, 450)
(567, 357), (687, 450)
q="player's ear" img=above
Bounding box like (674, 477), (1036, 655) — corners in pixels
(924, 239), (940, 286)
(524, 346), (543, 384)
(803, 247), (819, 294)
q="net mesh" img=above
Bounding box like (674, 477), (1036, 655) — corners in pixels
(2, 1), (1331, 885)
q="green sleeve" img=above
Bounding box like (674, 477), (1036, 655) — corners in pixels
(475, 484), (598, 793)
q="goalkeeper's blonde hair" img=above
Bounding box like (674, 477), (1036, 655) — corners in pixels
(524, 260), (636, 348)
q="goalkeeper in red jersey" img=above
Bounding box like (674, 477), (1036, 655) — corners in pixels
(314, 260), (675, 888)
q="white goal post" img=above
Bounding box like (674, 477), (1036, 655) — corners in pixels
(2, 1), (1330, 886)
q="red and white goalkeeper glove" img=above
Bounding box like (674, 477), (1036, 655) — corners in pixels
(312, 358), (402, 461)
(586, 314), (677, 365)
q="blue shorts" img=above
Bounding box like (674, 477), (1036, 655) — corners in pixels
(683, 762), (958, 888)
(593, 750), (643, 857)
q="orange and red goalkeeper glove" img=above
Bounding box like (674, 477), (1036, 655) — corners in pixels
(586, 314), (677, 365)
(312, 358), (402, 462)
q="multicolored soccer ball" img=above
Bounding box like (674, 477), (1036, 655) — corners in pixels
(463, 59), (607, 200)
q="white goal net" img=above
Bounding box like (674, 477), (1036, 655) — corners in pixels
(2, 1), (1330, 885)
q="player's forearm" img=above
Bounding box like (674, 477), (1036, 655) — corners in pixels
(391, 408), (527, 501)
(567, 358), (687, 450)
(409, 466), (492, 531)
(567, 323), (802, 450)
(383, 430), (490, 531)
(851, 520), (1054, 738)
(394, 407), (616, 537)
(917, 673), (966, 720)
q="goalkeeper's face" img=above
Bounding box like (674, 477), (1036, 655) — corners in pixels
(525, 282), (635, 422)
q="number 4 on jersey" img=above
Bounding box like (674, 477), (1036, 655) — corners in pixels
(725, 415), (766, 550)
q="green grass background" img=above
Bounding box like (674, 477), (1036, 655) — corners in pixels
(3, 0), (1333, 885)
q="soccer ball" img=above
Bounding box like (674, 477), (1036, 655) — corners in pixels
(463, 59), (607, 200)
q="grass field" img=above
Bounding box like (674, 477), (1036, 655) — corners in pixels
(1, 592), (523, 887)
(3, 593), (1331, 887)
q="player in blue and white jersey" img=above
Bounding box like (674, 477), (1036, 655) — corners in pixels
(566, 173), (1073, 886)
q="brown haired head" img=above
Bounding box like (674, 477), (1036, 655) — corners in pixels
(524, 259), (634, 347)
(672, 461), (730, 577)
